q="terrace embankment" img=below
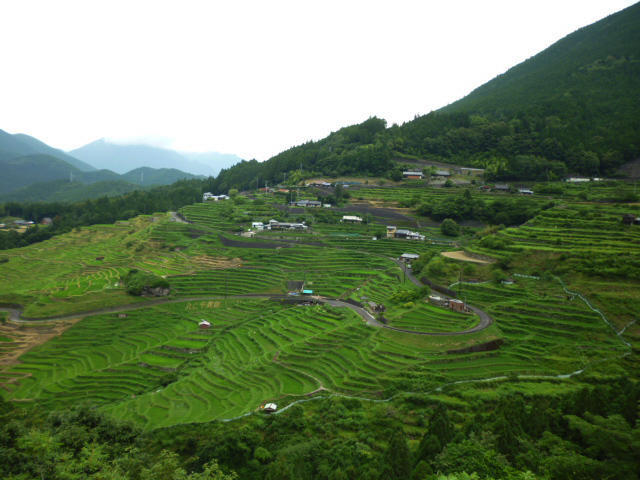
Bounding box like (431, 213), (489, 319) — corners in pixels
(441, 250), (495, 264)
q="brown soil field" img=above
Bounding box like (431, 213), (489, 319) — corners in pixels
(441, 251), (494, 264)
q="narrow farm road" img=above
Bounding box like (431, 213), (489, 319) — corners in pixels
(0, 274), (493, 336)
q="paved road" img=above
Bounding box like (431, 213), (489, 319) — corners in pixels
(0, 268), (493, 336)
(387, 258), (493, 335)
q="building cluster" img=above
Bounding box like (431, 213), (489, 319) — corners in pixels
(387, 226), (425, 241)
(428, 295), (468, 313)
(203, 192), (230, 202)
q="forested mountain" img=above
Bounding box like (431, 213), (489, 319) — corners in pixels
(121, 167), (202, 186)
(207, 3), (640, 191)
(0, 129), (95, 171)
(70, 139), (242, 176)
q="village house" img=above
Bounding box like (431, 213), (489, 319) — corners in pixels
(386, 226), (397, 238)
(395, 229), (425, 241)
(518, 188), (534, 195)
(290, 199), (322, 208)
(203, 192), (230, 202)
(251, 222), (264, 230)
(341, 215), (363, 223)
(269, 219), (307, 230)
(566, 177), (591, 183)
(433, 169), (451, 177)
(449, 298), (466, 312)
(402, 171), (424, 179)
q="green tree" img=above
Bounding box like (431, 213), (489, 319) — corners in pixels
(440, 218), (460, 236)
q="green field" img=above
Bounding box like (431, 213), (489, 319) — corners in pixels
(1, 191), (637, 432)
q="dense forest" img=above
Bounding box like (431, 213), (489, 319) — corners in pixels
(1, 372), (638, 479)
(0, 180), (204, 250)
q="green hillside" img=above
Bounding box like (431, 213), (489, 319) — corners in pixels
(121, 166), (202, 186)
(208, 3), (640, 191)
(0, 154), (84, 194)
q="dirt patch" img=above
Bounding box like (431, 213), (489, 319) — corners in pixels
(441, 251), (494, 264)
(192, 255), (242, 269)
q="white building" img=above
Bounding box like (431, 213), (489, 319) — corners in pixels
(203, 192), (230, 201)
(252, 222), (264, 230)
(341, 215), (363, 223)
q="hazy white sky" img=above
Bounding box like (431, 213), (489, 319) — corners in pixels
(0, 0), (636, 160)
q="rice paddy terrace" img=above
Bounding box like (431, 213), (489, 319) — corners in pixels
(0, 190), (636, 430)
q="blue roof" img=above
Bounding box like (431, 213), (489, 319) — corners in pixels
(302, 289), (313, 294)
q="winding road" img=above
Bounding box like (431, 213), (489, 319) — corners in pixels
(0, 263), (493, 336)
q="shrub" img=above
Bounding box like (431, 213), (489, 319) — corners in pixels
(121, 269), (169, 296)
(440, 218), (460, 236)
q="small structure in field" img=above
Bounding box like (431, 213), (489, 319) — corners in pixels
(241, 230), (256, 238)
(118, 313), (128, 319)
(252, 222), (264, 230)
(493, 184), (510, 192)
(302, 289), (314, 295)
(518, 188), (534, 195)
(199, 320), (211, 329)
(263, 403), (278, 412)
(290, 199), (322, 208)
(400, 253), (420, 263)
(622, 214), (640, 225)
(341, 215), (363, 223)
(433, 169), (451, 177)
(41, 217), (53, 225)
(386, 226), (397, 238)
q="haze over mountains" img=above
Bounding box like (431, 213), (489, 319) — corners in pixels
(69, 139), (242, 176)
(0, 131), (244, 202)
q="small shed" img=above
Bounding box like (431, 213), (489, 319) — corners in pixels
(341, 215), (363, 223)
(263, 403), (278, 412)
(199, 320), (211, 329)
(400, 253), (420, 262)
(302, 289), (314, 295)
(428, 295), (448, 307)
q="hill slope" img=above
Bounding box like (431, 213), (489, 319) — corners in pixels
(70, 139), (242, 176)
(207, 3), (640, 190)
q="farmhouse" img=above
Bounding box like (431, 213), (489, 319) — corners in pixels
(433, 169), (451, 177)
(402, 171), (424, 179)
(341, 215), (363, 223)
(518, 188), (534, 195)
(269, 220), (308, 230)
(566, 177), (590, 183)
(449, 299), (466, 312)
(199, 320), (211, 329)
(203, 192), (230, 201)
(395, 229), (425, 241)
(386, 226), (397, 238)
(290, 199), (322, 208)
(251, 222), (264, 230)
(493, 184), (510, 191)
(302, 289), (314, 295)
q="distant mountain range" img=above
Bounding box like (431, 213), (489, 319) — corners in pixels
(69, 139), (242, 176)
(0, 130), (243, 202)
